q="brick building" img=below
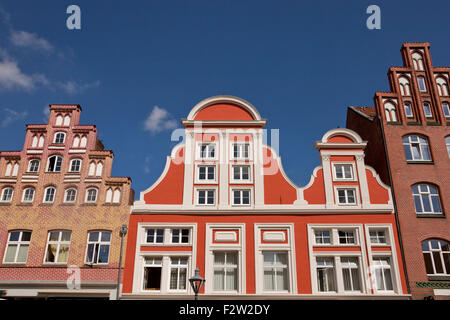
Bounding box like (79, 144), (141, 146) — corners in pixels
(347, 42), (450, 299)
(122, 95), (409, 299)
(0, 104), (133, 299)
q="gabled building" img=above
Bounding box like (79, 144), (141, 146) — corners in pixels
(122, 95), (408, 299)
(0, 104), (133, 299)
(347, 42), (450, 299)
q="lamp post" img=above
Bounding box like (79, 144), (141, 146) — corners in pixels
(116, 224), (128, 300)
(189, 267), (205, 300)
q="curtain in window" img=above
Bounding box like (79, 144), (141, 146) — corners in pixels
(16, 245), (29, 263)
(214, 270), (225, 291)
(46, 244), (57, 262)
(57, 245), (70, 263)
(263, 270), (274, 291)
(4, 245), (17, 262)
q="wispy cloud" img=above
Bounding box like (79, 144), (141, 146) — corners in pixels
(0, 52), (48, 90)
(144, 156), (151, 174)
(144, 106), (178, 134)
(10, 30), (53, 52)
(1, 108), (28, 127)
(57, 80), (101, 95)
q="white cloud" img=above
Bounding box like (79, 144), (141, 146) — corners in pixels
(0, 53), (48, 91)
(144, 106), (178, 133)
(57, 80), (100, 95)
(1, 108), (28, 127)
(10, 30), (53, 52)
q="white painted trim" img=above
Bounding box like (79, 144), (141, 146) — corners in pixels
(194, 186), (218, 207)
(331, 162), (357, 182)
(194, 162), (218, 184)
(319, 128), (364, 144)
(26, 150), (43, 154)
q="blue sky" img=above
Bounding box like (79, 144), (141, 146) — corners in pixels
(0, 1), (449, 197)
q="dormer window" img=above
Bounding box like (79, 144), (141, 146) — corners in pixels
(53, 132), (66, 144)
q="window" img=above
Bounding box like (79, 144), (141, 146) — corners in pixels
(199, 143), (215, 159)
(64, 188), (77, 203)
(316, 257), (336, 292)
(412, 52), (424, 71)
(28, 159), (40, 172)
(423, 102), (432, 118)
(22, 188), (35, 203)
(38, 135), (44, 148)
(404, 102), (413, 117)
(72, 136), (80, 148)
(213, 252), (238, 291)
(422, 240), (450, 275)
(337, 188), (356, 205)
(232, 165), (250, 181)
(172, 229), (189, 244)
(11, 163), (18, 176)
(69, 159), (81, 172)
(263, 252), (288, 291)
(402, 135), (431, 161)
(53, 132), (66, 144)
(197, 189), (215, 205)
(436, 77), (449, 96)
(1, 187), (13, 202)
(113, 189), (121, 203)
(370, 230), (387, 244)
(47, 155), (62, 172)
(412, 184), (442, 214)
(31, 135), (38, 148)
(314, 230), (331, 244)
(232, 143), (250, 159)
(143, 257), (162, 290)
(3, 231), (31, 263)
(89, 161), (102, 176)
(338, 230), (355, 244)
(44, 230), (71, 264)
(63, 115), (70, 126)
(333, 164), (353, 180)
(55, 115), (63, 126)
(95, 162), (103, 176)
(442, 102), (450, 118)
(418, 77), (426, 92)
(85, 188), (98, 203)
(372, 257), (393, 291)
(198, 165), (215, 181)
(446, 136), (450, 158)
(341, 257), (361, 292)
(384, 103), (397, 122)
(170, 258), (188, 291)
(146, 229), (164, 244)
(232, 189), (250, 205)
(4, 163), (12, 176)
(80, 136), (87, 148)
(398, 77), (411, 96)
(43, 187), (56, 203)
(85, 231), (111, 264)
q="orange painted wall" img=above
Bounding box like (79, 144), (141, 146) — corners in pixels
(366, 169), (390, 204)
(303, 169), (326, 204)
(194, 104), (254, 121)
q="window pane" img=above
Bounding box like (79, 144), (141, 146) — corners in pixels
(225, 268), (237, 290)
(263, 270), (274, 291)
(98, 245), (110, 263)
(16, 245), (29, 263)
(351, 268), (361, 291)
(46, 244), (57, 262)
(170, 268), (178, 290)
(4, 245), (17, 262)
(423, 252), (434, 274)
(214, 252), (225, 265)
(443, 253), (450, 274)
(57, 245), (70, 263)
(9, 231), (20, 241)
(432, 252), (444, 274)
(431, 195), (442, 213)
(156, 229), (164, 243)
(276, 269), (287, 291)
(421, 195), (431, 212)
(101, 231), (111, 242)
(21, 231), (31, 242)
(413, 195), (423, 213)
(144, 267), (162, 290)
(214, 270), (225, 290)
(383, 269), (393, 290)
(403, 144), (412, 160)
(89, 231), (99, 242)
(179, 268), (187, 290)
(49, 231), (59, 241)
(61, 231), (71, 241)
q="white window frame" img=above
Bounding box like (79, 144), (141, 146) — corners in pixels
(231, 187), (252, 206)
(195, 187), (217, 206)
(195, 163), (217, 184)
(334, 186), (359, 206)
(231, 142), (251, 160)
(22, 187), (35, 203)
(332, 162), (356, 181)
(315, 256), (337, 293)
(84, 230), (112, 265)
(168, 257), (189, 292)
(69, 158), (82, 172)
(53, 132), (66, 144)
(43, 186), (56, 203)
(371, 256), (395, 293)
(197, 142), (217, 160)
(230, 164), (252, 184)
(212, 251), (239, 292)
(43, 230), (71, 264)
(423, 102), (433, 118)
(442, 102), (450, 118)
(27, 159), (40, 173)
(314, 229), (332, 245)
(338, 229), (357, 245)
(64, 188), (77, 203)
(404, 102), (413, 118)
(85, 187), (98, 203)
(1, 187), (14, 203)
(418, 76), (427, 92)
(422, 239), (450, 276)
(46, 155), (62, 172)
(170, 228), (191, 244)
(341, 257), (362, 293)
(142, 257), (163, 292)
(412, 184), (442, 214)
(402, 135), (432, 162)
(145, 228), (165, 244)
(2, 230), (31, 264)
(368, 229), (390, 246)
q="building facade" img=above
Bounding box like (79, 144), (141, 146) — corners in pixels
(347, 42), (450, 299)
(122, 95), (409, 299)
(0, 104), (133, 299)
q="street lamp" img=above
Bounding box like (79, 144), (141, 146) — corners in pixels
(189, 267), (205, 300)
(116, 224), (128, 300)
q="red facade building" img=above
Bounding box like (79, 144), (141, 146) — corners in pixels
(347, 42), (450, 299)
(122, 95), (408, 299)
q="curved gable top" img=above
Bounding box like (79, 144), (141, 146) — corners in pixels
(183, 96), (267, 127)
(315, 128), (367, 150)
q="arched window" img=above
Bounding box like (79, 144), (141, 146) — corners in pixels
(436, 77), (449, 96)
(80, 136), (87, 148)
(22, 187), (35, 203)
(69, 159), (82, 172)
(113, 189), (121, 203)
(412, 52), (424, 71)
(5, 162), (12, 176)
(105, 188), (113, 203)
(402, 135), (432, 161)
(85, 231), (111, 264)
(399, 77), (411, 96)
(412, 183), (442, 214)
(1, 187), (14, 202)
(64, 188), (77, 203)
(418, 76), (426, 92)
(384, 102), (397, 122)
(404, 102), (413, 118)
(53, 132), (66, 144)
(12, 163), (19, 177)
(95, 162), (103, 176)
(43, 186), (56, 203)
(38, 135), (45, 148)
(85, 188), (98, 203)
(88, 162), (96, 176)
(422, 239), (450, 275)
(28, 159), (40, 173)
(55, 115), (63, 126)
(63, 115), (70, 126)
(72, 136), (80, 148)
(446, 136), (450, 158)
(47, 155), (62, 172)
(423, 102), (432, 118)
(31, 135), (38, 148)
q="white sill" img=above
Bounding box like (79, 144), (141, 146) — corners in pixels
(370, 243), (390, 246)
(195, 180), (218, 184)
